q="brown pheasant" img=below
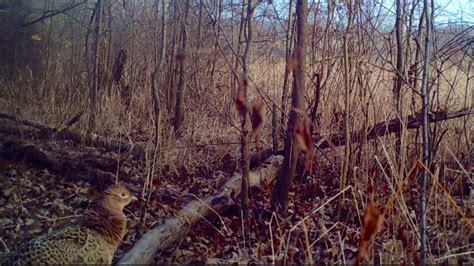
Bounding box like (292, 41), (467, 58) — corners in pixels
(1, 184), (137, 265)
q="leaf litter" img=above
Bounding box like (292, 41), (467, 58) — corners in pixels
(0, 133), (472, 264)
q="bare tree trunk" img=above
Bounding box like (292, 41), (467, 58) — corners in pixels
(140, 0), (168, 230)
(196, 0), (203, 48)
(272, 103), (278, 152)
(394, 0), (406, 176)
(309, 73), (321, 131)
(240, 0), (253, 216)
(420, 0), (432, 262)
(280, 0), (294, 129)
(126, 0), (137, 108)
(88, 0), (103, 134)
(233, 0), (246, 93)
(209, 0), (223, 89)
(410, 4), (425, 157)
(320, 0), (334, 93)
(166, 3), (179, 112)
(41, 0), (54, 103)
(105, 0), (113, 95)
(173, 0), (191, 138)
(151, 0), (167, 159)
(230, 0), (236, 113)
(272, 0), (306, 213)
(338, 0), (353, 213)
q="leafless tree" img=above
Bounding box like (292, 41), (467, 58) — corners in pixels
(173, 0), (191, 138)
(239, 0), (254, 216)
(88, 0), (103, 134)
(420, 0), (433, 262)
(272, 0), (307, 213)
(394, 0), (407, 175)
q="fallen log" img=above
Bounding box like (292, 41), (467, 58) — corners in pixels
(117, 155), (284, 265)
(0, 137), (119, 188)
(0, 112), (272, 162)
(315, 108), (472, 149)
(0, 111), (82, 133)
(245, 109), (472, 164)
(0, 108), (470, 160)
(249, 148), (282, 168)
(0, 111), (52, 131)
(0, 111), (146, 157)
(254, 109), (472, 160)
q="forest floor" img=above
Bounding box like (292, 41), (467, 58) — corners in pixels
(0, 130), (472, 264)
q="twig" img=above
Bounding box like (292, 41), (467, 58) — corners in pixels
(435, 250), (474, 262)
(21, 1), (87, 27)
(417, 161), (474, 230)
(0, 237), (10, 253)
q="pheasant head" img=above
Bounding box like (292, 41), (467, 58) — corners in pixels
(98, 184), (138, 215)
(84, 184), (137, 246)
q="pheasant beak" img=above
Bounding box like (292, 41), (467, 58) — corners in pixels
(130, 195), (138, 202)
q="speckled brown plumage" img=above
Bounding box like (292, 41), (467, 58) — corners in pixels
(1, 184), (137, 265)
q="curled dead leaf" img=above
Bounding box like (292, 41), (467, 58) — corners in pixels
(294, 118), (314, 172)
(294, 124), (310, 153)
(31, 34), (42, 41)
(288, 57), (299, 71)
(353, 201), (384, 265)
(396, 224), (410, 250)
(250, 100), (265, 140)
(235, 74), (248, 117)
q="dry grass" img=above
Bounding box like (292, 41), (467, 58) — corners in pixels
(0, 49), (472, 263)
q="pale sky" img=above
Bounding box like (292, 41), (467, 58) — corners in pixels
(435, 0), (474, 24)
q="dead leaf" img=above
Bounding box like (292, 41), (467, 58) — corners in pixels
(396, 224), (410, 250)
(0, 218), (13, 227)
(235, 74), (248, 117)
(31, 34), (42, 41)
(353, 201), (384, 265)
(294, 118), (314, 172)
(294, 123), (310, 153)
(288, 57), (299, 70)
(250, 100), (265, 140)
(2, 188), (15, 197)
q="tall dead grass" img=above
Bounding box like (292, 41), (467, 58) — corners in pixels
(0, 46), (472, 263)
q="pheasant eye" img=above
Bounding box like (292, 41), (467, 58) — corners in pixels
(120, 192), (127, 198)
